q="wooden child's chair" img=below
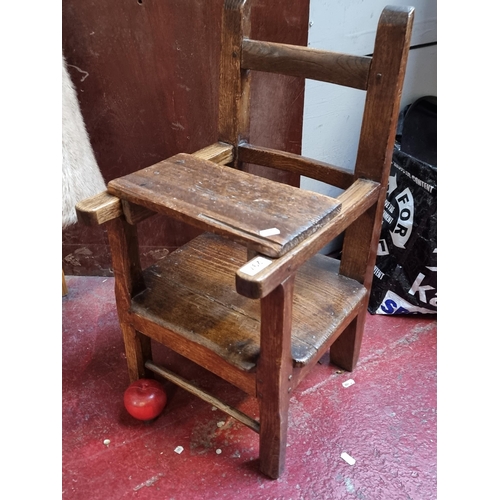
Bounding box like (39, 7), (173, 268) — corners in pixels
(76, 0), (413, 479)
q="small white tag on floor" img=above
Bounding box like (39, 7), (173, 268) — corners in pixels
(342, 379), (355, 388)
(341, 452), (356, 465)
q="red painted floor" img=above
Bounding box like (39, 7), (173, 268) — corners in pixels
(62, 276), (436, 499)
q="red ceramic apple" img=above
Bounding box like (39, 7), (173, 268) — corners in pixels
(123, 379), (167, 421)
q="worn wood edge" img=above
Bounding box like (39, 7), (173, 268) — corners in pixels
(238, 143), (354, 190)
(242, 39), (371, 90)
(129, 312), (256, 395)
(191, 142), (234, 164)
(277, 202), (342, 258)
(235, 179), (380, 298)
(379, 5), (415, 25)
(145, 360), (260, 433)
(75, 191), (123, 226)
(196, 213), (284, 257)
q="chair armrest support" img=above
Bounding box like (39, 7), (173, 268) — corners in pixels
(235, 178), (380, 298)
(75, 191), (123, 226)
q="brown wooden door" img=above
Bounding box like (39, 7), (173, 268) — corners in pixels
(62, 0), (310, 276)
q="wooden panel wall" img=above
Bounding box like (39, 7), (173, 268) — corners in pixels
(62, 0), (310, 276)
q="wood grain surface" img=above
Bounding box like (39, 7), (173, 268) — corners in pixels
(108, 153), (341, 257)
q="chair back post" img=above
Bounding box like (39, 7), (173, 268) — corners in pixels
(339, 6), (415, 287)
(218, 0), (251, 168)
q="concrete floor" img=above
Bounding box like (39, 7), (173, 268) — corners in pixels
(62, 275), (437, 499)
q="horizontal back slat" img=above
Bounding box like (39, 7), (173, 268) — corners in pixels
(238, 144), (354, 190)
(242, 39), (371, 90)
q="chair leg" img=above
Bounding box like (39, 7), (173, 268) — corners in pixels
(257, 276), (295, 479)
(106, 217), (151, 382)
(330, 299), (368, 371)
(62, 269), (68, 296)
(121, 322), (152, 382)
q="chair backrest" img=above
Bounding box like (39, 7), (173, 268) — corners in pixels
(218, 0), (414, 290)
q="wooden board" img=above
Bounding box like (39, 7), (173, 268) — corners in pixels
(108, 153), (341, 257)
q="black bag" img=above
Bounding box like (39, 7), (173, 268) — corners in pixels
(368, 96), (437, 315)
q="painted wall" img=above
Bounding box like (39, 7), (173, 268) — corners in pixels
(301, 0), (437, 253)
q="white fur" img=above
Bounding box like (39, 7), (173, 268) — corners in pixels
(62, 54), (106, 228)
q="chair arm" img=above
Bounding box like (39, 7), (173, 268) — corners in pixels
(75, 191), (123, 226)
(235, 178), (380, 299)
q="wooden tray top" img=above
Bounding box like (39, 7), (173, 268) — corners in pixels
(108, 153), (342, 258)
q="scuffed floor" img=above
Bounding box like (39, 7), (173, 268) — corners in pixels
(62, 276), (436, 499)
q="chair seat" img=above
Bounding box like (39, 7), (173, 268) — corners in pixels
(129, 232), (367, 373)
(107, 153), (342, 257)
